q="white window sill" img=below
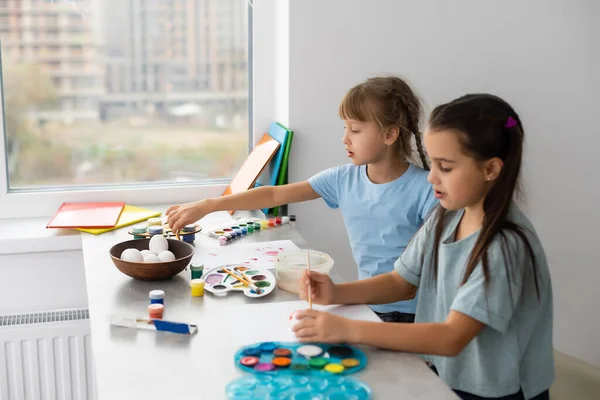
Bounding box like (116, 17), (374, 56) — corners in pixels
(0, 216), (83, 255)
(0, 204), (256, 255)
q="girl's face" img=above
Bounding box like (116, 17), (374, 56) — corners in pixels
(342, 119), (395, 166)
(424, 128), (499, 211)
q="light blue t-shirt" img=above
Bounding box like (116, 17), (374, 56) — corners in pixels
(308, 163), (437, 314)
(395, 203), (554, 398)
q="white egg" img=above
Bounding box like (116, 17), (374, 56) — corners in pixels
(140, 250), (154, 257)
(157, 250), (176, 262)
(143, 253), (160, 263)
(120, 248), (143, 262)
(149, 235), (168, 255)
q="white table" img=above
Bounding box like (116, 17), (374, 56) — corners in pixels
(81, 212), (458, 399)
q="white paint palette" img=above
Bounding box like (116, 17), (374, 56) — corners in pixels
(203, 264), (276, 299)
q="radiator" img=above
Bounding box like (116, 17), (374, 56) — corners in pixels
(0, 309), (96, 400)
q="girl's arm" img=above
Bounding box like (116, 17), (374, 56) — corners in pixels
(294, 309), (484, 357)
(351, 310), (484, 356)
(167, 181), (320, 232)
(333, 271), (417, 305)
(206, 181), (320, 212)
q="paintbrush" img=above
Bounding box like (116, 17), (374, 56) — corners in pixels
(237, 270), (262, 294)
(307, 251), (312, 309)
(222, 267), (261, 294)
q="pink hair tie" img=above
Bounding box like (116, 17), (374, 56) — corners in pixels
(505, 116), (518, 129)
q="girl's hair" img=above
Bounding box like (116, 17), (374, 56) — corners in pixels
(338, 76), (429, 170)
(428, 93), (540, 299)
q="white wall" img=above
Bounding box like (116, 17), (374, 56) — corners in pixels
(0, 251), (88, 315)
(280, 0), (600, 366)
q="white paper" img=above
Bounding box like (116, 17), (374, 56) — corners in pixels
(191, 240), (300, 270)
(197, 211), (235, 231)
(210, 300), (382, 343)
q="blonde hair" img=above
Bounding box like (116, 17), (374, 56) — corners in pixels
(339, 76), (428, 169)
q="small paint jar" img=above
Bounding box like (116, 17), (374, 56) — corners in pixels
(289, 215), (296, 222)
(190, 279), (205, 297)
(261, 220), (269, 229)
(235, 228), (242, 236)
(149, 289), (165, 305)
(224, 232), (233, 240)
(218, 236), (227, 246)
(132, 224), (148, 240)
(148, 303), (164, 319)
(239, 223), (247, 229)
(182, 224), (196, 243)
(268, 218), (275, 227)
(282, 216), (290, 224)
(231, 225), (240, 231)
(241, 226), (248, 235)
(148, 217), (162, 226)
(148, 225), (164, 236)
(254, 222), (261, 230)
(190, 263), (204, 280)
(247, 224), (254, 233)
(275, 217), (282, 225)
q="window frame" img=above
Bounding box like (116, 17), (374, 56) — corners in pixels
(0, 1), (261, 219)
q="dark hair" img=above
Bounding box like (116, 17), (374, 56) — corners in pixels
(339, 76), (429, 170)
(428, 94), (539, 299)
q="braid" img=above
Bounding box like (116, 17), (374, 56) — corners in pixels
(391, 79), (429, 169)
(414, 133), (429, 170)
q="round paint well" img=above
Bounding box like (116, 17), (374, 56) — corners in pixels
(297, 345), (323, 358)
(254, 281), (271, 288)
(206, 274), (223, 285)
(212, 284), (227, 290)
(328, 346), (353, 358)
(241, 348), (261, 357)
(246, 270), (260, 275)
(324, 363), (345, 374)
(273, 348), (292, 357)
(341, 358), (360, 368)
(272, 357), (291, 368)
(251, 274), (266, 281)
(254, 363), (275, 372)
(308, 357), (328, 369)
(258, 342), (277, 352)
(240, 356), (259, 367)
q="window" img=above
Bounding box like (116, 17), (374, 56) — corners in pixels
(0, 0), (251, 218)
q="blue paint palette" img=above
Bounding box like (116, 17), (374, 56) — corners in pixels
(225, 374), (372, 400)
(234, 342), (368, 377)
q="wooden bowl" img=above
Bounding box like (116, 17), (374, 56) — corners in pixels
(109, 238), (194, 281)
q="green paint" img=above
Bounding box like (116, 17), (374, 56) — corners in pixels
(246, 270), (260, 275)
(308, 357), (328, 369)
(254, 281), (271, 288)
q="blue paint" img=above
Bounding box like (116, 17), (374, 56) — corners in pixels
(241, 227), (248, 235)
(241, 348), (261, 357)
(150, 298), (164, 305)
(258, 342), (277, 353)
(183, 233), (195, 243)
(153, 320), (194, 334)
(235, 229), (242, 236)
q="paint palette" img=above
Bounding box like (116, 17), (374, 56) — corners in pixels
(203, 265), (276, 298)
(225, 374), (372, 400)
(234, 342), (368, 377)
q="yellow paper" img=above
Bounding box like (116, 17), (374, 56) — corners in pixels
(75, 205), (161, 235)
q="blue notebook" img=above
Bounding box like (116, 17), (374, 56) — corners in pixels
(258, 122), (292, 214)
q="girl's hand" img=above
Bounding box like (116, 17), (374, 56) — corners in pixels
(292, 309), (353, 343)
(298, 270), (336, 305)
(166, 199), (211, 234)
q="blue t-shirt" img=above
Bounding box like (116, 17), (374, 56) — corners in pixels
(308, 163), (437, 314)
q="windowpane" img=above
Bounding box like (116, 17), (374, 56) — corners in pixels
(1, 0), (249, 189)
